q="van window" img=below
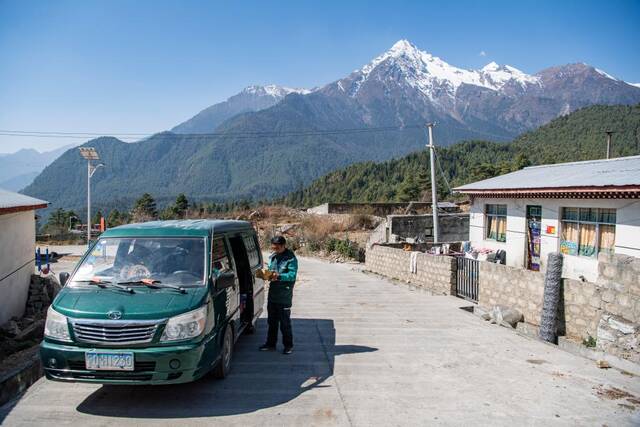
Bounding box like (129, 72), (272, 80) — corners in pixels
(211, 237), (232, 274)
(242, 234), (261, 267)
(70, 237), (206, 287)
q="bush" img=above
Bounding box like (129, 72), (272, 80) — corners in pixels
(325, 237), (361, 260)
(583, 335), (597, 348)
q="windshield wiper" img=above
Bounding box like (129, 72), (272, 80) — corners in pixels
(75, 279), (135, 294)
(117, 279), (186, 294)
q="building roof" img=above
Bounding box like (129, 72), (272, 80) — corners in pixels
(101, 219), (254, 238)
(454, 155), (640, 199)
(0, 188), (48, 214)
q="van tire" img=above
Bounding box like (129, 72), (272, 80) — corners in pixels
(213, 326), (233, 379)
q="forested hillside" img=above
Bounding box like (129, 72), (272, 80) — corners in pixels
(283, 104), (640, 206)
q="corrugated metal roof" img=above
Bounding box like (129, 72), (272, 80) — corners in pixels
(0, 188), (48, 210)
(454, 155), (640, 192)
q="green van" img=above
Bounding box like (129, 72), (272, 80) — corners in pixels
(40, 220), (265, 384)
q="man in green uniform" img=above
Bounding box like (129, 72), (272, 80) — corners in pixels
(259, 236), (298, 354)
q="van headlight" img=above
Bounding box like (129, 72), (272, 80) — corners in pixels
(161, 306), (207, 342)
(44, 306), (72, 342)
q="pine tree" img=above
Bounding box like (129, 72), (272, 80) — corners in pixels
(175, 193), (189, 217)
(512, 153), (531, 171)
(131, 193), (158, 222)
(397, 174), (421, 202)
(92, 209), (103, 226)
(106, 209), (127, 228)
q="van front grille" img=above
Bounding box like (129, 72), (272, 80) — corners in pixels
(70, 319), (160, 345)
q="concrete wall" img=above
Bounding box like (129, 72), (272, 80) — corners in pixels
(478, 253), (640, 363)
(389, 214), (469, 242)
(469, 197), (640, 282)
(364, 245), (456, 296)
(366, 214), (469, 248)
(308, 202), (457, 216)
(0, 211), (36, 324)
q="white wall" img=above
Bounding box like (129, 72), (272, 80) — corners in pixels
(0, 210), (36, 324)
(468, 197), (640, 282)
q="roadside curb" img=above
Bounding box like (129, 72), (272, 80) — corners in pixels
(0, 346), (42, 407)
(557, 337), (640, 376)
(467, 305), (640, 376)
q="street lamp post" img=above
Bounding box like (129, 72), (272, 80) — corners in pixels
(79, 148), (104, 246)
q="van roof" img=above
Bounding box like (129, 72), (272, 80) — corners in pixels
(100, 219), (254, 238)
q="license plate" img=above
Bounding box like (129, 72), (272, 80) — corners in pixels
(85, 351), (134, 371)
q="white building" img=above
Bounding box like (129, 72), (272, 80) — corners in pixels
(0, 189), (48, 324)
(454, 156), (640, 282)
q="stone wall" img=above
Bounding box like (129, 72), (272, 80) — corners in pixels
(365, 244), (456, 295)
(478, 253), (640, 364)
(479, 262), (545, 326)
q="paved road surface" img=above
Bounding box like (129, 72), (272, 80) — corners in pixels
(2, 256), (639, 426)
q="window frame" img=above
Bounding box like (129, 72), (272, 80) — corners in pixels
(559, 207), (616, 258)
(242, 233), (262, 268)
(210, 236), (233, 276)
(485, 203), (508, 243)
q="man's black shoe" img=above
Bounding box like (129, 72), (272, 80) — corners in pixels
(259, 344), (276, 351)
(283, 347), (293, 355)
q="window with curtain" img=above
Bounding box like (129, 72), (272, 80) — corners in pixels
(560, 207), (616, 258)
(485, 204), (507, 242)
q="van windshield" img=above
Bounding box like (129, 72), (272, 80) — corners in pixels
(70, 237), (207, 287)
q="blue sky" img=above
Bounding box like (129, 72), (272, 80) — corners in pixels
(1, 0), (639, 152)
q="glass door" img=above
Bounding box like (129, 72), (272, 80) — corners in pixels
(526, 205), (542, 271)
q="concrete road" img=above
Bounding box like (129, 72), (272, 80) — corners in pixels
(2, 257), (639, 426)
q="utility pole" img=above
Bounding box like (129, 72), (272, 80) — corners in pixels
(426, 123), (439, 244)
(605, 130), (614, 159)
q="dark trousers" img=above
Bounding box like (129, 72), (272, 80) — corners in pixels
(266, 302), (293, 348)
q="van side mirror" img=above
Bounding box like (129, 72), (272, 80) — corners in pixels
(215, 271), (236, 289)
(59, 272), (70, 287)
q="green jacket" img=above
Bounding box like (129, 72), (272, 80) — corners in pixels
(267, 249), (298, 307)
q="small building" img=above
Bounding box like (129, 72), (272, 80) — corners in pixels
(454, 155), (640, 282)
(0, 188), (48, 324)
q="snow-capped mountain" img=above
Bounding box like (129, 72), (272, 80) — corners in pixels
(27, 39), (640, 211)
(318, 40), (640, 134)
(242, 84), (311, 98)
(174, 40), (639, 138)
(171, 84), (310, 134)
(336, 40), (540, 100)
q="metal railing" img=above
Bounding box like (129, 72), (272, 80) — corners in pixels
(456, 257), (479, 303)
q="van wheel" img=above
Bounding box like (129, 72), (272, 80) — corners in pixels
(213, 326), (233, 379)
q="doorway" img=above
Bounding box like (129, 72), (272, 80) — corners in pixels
(526, 205), (542, 271)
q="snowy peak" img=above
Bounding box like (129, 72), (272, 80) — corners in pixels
(481, 61), (501, 72)
(388, 39), (422, 56)
(594, 68), (617, 81)
(479, 62), (540, 88)
(242, 84), (310, 98)
(348, 39), (540, 99)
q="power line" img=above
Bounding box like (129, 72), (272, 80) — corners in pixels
(434, 147), (452, 194)
(0, 125), (423, 141)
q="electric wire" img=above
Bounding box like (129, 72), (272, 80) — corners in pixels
(0, 124), (424, 141)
